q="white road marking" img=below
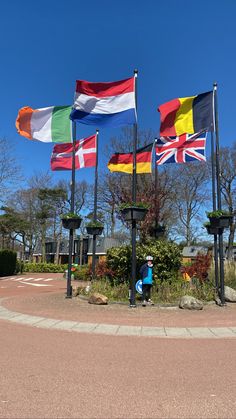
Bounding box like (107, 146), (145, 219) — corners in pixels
(19, 281), (52, 287)
(13, 278), (24, 281)
(17, 285), (25, 288)
(21, 278), (34, 281)
(32, 278), (44, 281)
(44, 278), (54, 282)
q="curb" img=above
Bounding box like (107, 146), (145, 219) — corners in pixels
(1, 299), (236, 339)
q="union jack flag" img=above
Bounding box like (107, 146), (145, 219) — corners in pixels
(155, 131), (207, 165)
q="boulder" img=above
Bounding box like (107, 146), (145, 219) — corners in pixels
(88, 293), (108, 305)
(179, 295), (203, 310)
(224, 286), (236, 302)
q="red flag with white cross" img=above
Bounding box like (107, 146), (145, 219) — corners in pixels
(50, 135), (96, 170)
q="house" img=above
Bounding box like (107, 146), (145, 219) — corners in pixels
(87, 237), (122, 264)
(182, 245), (209, 264)
(33, 236), (122, 265)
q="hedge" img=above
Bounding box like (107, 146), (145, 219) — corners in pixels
(0, 249), (17, 276)
(23, 262), (68, 273)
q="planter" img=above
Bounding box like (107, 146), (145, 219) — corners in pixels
(120, 206), (148, 222)
(209, 215), (232, 228)
(62, 218), (82, 230)
(86, 226), (104, 236)
(206, 225), (224, 235)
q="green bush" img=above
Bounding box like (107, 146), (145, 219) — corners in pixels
(23, 262), (67, 273)
(0, 249), (17, 276)
(106, 240), (182, 284)
(73, 265), (90, 281)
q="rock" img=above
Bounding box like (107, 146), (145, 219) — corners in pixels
(179, 295), (203, 310)
(88, 293), (108, 305)
(224, 286), (236, 302)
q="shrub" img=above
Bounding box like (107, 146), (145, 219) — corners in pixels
(73, 265), (90, 281)
(23, 262), (67, 273)
(106, 240), (182, 283)
(0, 249), (17, 276)
(186, 254), (212, 283)
(88, 260), (115, 281)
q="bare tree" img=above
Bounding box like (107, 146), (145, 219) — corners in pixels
(219, 145), (236, 259)
(0, 137), (23, 202)
(170, 162), (210, 245)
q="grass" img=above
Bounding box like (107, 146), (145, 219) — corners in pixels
(76, 277), (215, 304)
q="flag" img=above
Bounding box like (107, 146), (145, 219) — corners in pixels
(155, 131), (207, 165)
(158, 92), (213, 136)
(51, 135), (96, 171)
(70, 77), (136, 127)
(107, 143), (153, 174)
(16, 106), (72, 143)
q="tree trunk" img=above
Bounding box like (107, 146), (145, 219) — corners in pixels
(227, 221), (235, 260)
(55, 223), (63, 265)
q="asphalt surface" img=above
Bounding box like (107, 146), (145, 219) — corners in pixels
(1, 273), (236, 418)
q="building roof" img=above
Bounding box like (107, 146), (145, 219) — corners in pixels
(87, 237), (122, 255)
(182, 246), (208, 258)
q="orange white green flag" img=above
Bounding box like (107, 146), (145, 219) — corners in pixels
(16, 105), (72, 143)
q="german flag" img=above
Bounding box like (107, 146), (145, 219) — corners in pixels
(158, 91), (213, 137)
(107, 143), (153, 174)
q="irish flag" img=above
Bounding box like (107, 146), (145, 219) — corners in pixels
(16, 105), (72, 143)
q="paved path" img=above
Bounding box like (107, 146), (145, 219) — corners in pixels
(1, 298), (236, 338)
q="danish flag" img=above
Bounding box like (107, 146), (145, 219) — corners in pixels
(155, 131), (207, 165)
(51, 135), (96, 171)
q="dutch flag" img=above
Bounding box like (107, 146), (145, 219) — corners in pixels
(70, 77), (137, 128)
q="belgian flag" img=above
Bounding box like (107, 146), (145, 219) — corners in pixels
(158, 91), (213, 137)
(107, 143), (153, 174)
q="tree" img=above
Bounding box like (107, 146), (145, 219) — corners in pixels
(0, 137), (23, 203)
(98, 128), (175, 239)
(170, 162), (209, 245)
(219, 145), (236, 259)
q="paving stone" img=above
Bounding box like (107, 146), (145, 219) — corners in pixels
(34, 318), (61, 328)
(141, 327), (166, 337)
(187, 327), (216, 338)
(209, 327), (236, 337)
(52, 320), (78, 330)
(9, 314), (35, 323)
(165, 327), (191, 337)
(72, 322), (98, 333)
(116, 326), (142, 336)
(92, 324), (120, 335)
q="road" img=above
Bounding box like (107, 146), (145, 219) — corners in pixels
(1, 274), (236, 418)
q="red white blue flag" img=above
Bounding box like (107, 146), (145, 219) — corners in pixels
(70, 77), (136, 127)
(155, 131), (207, 165)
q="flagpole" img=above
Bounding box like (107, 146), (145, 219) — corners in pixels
(210, 131), (219, 292)
(92, 130), (99, 279)
(66, 120), (76, 298)
(213, 82), (225, 305)
(130, 69), (138, 308)
(154, 139), (159, 234)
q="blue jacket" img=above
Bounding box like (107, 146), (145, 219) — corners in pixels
(140, 263), (153, 284)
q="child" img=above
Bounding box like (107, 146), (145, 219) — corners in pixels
(140, 255), (154, 306)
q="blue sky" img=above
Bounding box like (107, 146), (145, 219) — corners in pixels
(1, 0), (236, 186)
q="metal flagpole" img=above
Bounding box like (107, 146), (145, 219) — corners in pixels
(154, 139), (159, 234)
(130, 69), (138, 308)
(210, 131), (219, 292)
(66, 120), (76, 298)
(213, 82), (225, 305)
(92, 130), (99, 279)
